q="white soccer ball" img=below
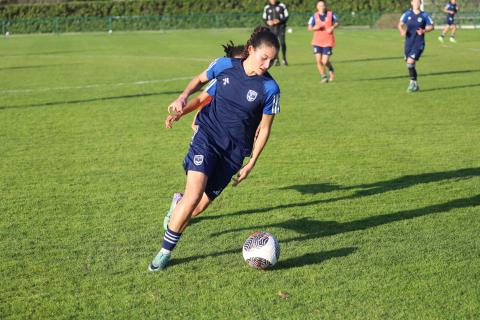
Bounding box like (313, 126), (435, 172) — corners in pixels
(242, 231), (280, 269)
(108, 29), (113, 34)
(5, 31), (10, 37)
(287, 27), (293, 33)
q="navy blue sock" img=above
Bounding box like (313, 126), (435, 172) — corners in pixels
(407, 64), (417, 81)
(161, 227), (182, 252)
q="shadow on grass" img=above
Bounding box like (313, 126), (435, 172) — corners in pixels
(357, 69), (480, 81)
(288, 56), (402, 67)
(274, 247), (357, 270)
(418, 83), (480, 92)
(211, 194), (480, 239)
(0, 90), (182, 110)
(171, 194), (479, 269)
(0, 63), (81, 71)
(193, 167), (480, 222)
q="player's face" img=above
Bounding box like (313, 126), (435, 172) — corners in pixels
(269, 0), (277, 5)
(317, 1), (326, 13)
(247, 44), (277, 75)
(411, 0), (421, 10)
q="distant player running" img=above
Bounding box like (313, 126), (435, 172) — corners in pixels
(398, 0), (434, 93)
(438, 0), (459, 43)
(149, 27), (281, 271)
(165, 41), (245, 131)
(307, 0), (339, 83)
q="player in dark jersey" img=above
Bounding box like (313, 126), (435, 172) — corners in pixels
(263, 0), (289, 66)
(438, 0), (459, 43)
(398, 0), (434, 93)
(149, 27), (281, 271)
(165, 41), (245, 132)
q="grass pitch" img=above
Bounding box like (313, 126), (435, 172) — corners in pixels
(1, 28), (480, 319)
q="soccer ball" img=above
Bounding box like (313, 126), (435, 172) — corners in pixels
(287, 27), (293, 33)
(242, 231), (280, 269)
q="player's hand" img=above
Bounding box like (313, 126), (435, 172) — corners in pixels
(400, 29), (406, 37)
(416, 28), (425, 35)
(267, 20), (274, 26)
(231, 163), (254, 187)
(167, 96), (186, 115)
(327, 27), (334, 34)
(165, 114), (181, 129)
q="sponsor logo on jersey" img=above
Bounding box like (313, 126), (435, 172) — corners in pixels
(223, 77), (229, 86)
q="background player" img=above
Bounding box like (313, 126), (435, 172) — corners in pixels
(307, 0), (339, 83)
(398, 0), (434, 93)
(263, 0), (289, 66)
(438, 0), (459, 43)
(149, 27), (281, 271)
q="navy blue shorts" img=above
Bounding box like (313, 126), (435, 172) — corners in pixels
(446, 16), (455, 25)
(405, 43), (424, 61)
(313, 46), (333, 56)
(183, 128), (244, 200)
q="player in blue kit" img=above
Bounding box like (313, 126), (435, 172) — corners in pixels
(398, 0), (434, 93)
(148, 27), (281, 271)
(438, 0), (459, 43)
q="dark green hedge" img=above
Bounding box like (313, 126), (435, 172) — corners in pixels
(0, 0), (406, 20)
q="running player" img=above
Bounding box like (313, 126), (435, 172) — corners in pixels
(149, 27), (281, 271)
(165, 41), (245, 131)
(398, 0), (434, 93)
(307, 0), (339, 83)
(438, 0), (459, 43)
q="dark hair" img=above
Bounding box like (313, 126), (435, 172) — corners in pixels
(222, 40), (245, 58)
(243, 26), (280, 58)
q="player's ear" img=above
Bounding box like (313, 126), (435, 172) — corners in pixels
(247, 45), (255, 56)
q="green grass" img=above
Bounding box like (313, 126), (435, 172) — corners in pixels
(1, 28), (480, 319)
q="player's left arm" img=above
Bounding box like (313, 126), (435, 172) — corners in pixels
(424, 15), (434, 32)
(328, 13), (340, 33)
(234, 114), (275, 185)
(278, 3), (289, 24)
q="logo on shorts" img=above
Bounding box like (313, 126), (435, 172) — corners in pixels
(246, 90), (258, 102)
(213, 190), (221, 196)
(194, 155), (204, 166)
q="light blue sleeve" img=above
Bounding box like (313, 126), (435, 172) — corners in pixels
(332, 12), (338, 24)
(205, 57), (233, 80)
(424, 13), (434, 25)
(400, 11), (409, 23)
(204, 79), (217, 96)
(308, 15), (315, 27)
(263, 80), (280, 115)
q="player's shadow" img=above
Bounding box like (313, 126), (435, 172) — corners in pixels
(0, 63), (80, 71)
(289, 56), (401, 67)
(358, 69), (480, 81)
(274, 247), (357, 270)
(193, 167), (480, 222)
(0, 90), (183, 110)
(418, 83), (480, 92)
(210, 194), (480, 239)
(169, 194), (480, 269)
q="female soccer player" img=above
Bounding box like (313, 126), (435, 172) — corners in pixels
(149, 27), (281, 271)
(165, 41), (245, 131)
(438, 0), (459, 43)
(307, 0), (339, 83)
(398, 0), (434, 93)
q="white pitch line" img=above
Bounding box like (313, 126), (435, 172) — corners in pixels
(469, 48), (480, 52)
(0, 76), (192, 94)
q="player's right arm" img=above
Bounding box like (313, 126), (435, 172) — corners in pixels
(167, 71), (209, 115)
(307, 15), (318, 31)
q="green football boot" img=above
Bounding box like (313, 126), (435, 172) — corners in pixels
(148, 251), (172, 272)
(163, 192), (183, 231)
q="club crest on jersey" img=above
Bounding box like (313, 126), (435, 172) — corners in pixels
(417, 17), (423, 22)
(194, 155), (204, 166)
(246, 90), (258, 102)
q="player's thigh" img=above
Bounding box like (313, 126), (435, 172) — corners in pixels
(204, 153), (243, 201)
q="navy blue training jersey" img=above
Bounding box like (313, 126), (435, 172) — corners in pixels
(196, 57), (280, 157)
(400, 10), (434, 47)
